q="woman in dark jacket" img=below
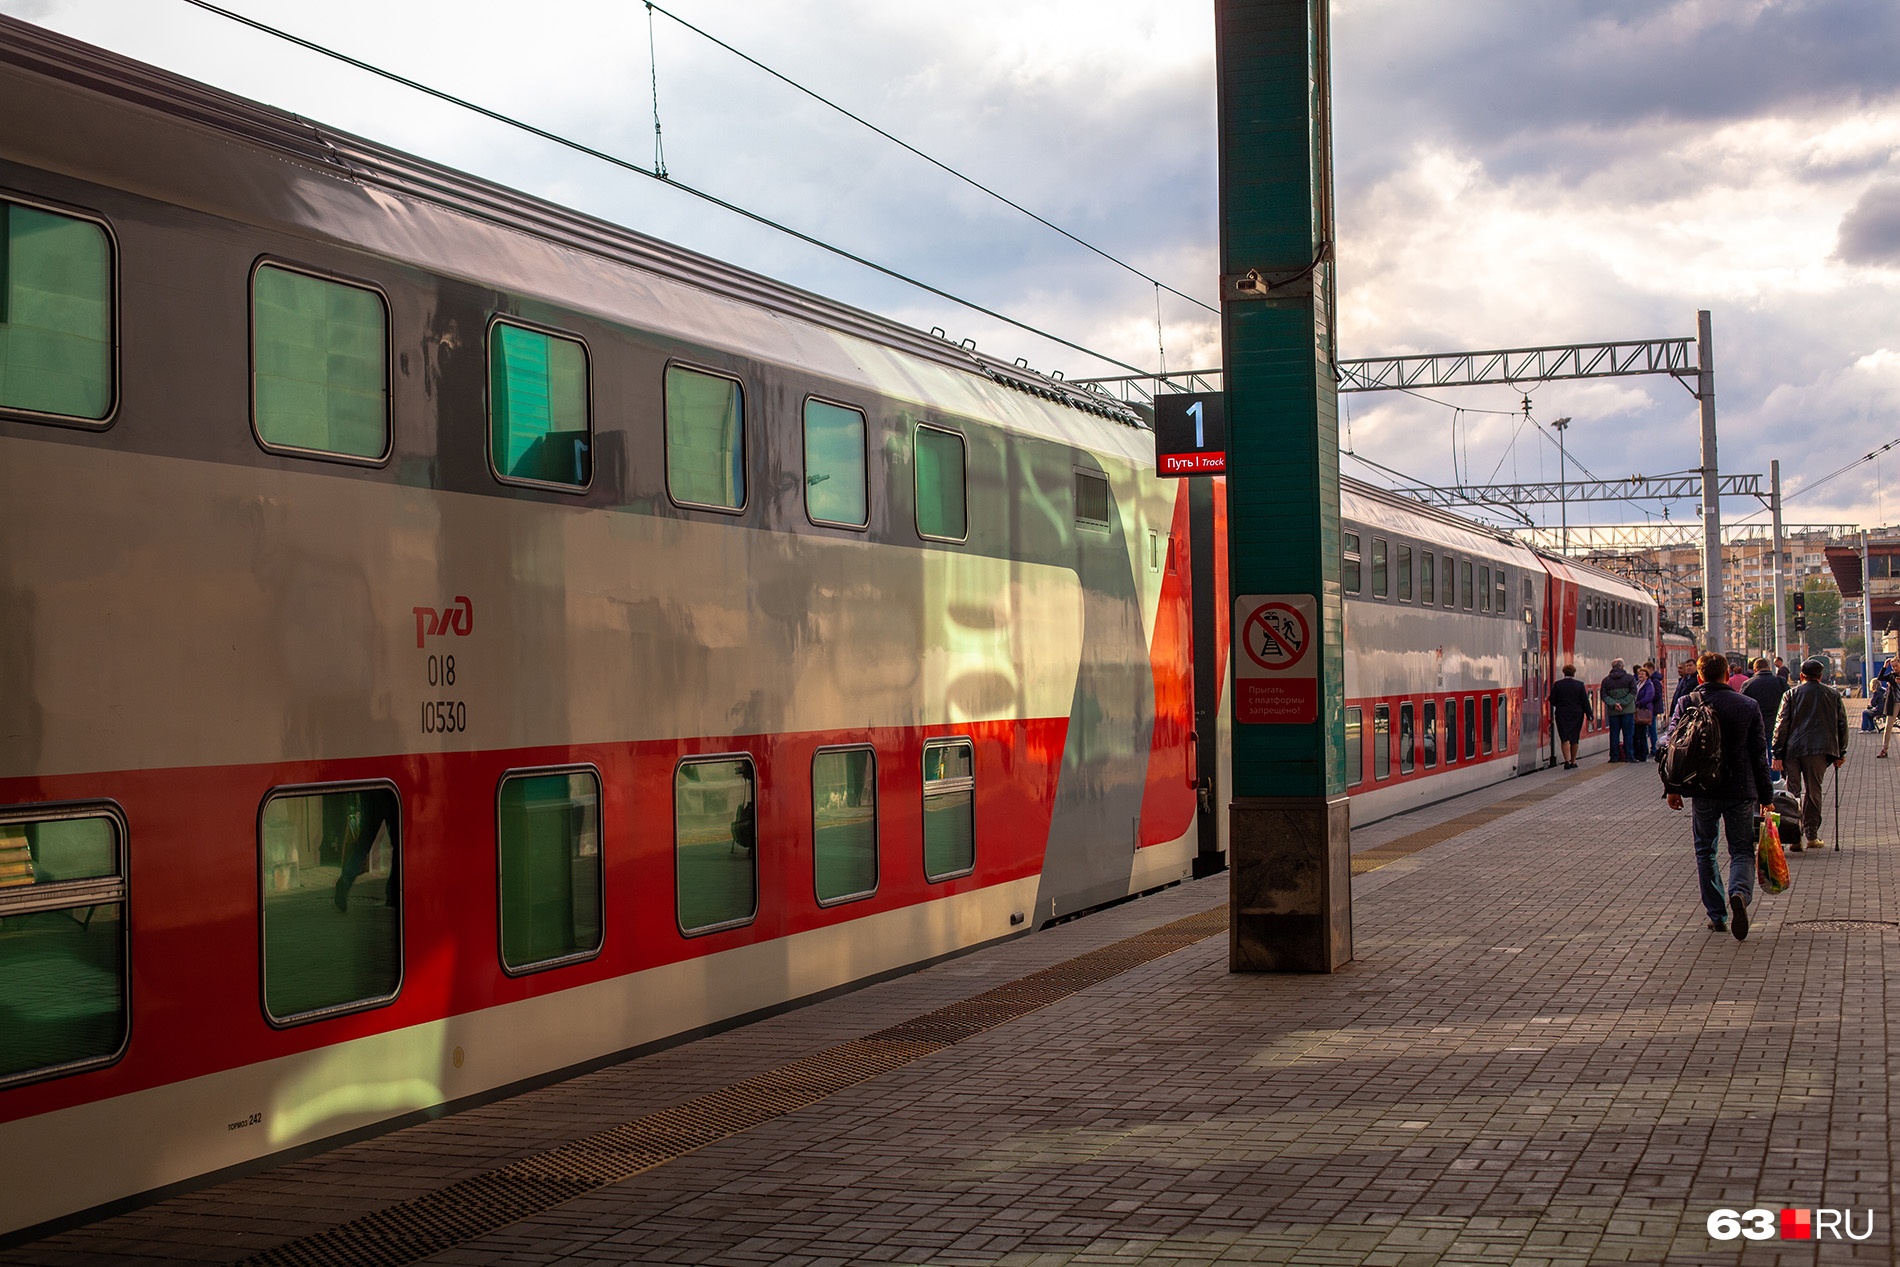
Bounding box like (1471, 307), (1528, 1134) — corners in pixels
(1633, 666), (1662, 762)
(1549, 663), (1593, 770)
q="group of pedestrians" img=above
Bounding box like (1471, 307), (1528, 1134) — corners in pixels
(1550, 650), (1851, 941)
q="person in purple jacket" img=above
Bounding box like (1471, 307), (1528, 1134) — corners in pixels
(1632, 665), (1662, 761)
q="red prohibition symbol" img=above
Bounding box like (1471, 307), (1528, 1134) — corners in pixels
(1242, 602), (1311, 672)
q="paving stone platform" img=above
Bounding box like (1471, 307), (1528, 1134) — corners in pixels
(10, 735), (1900, 1267)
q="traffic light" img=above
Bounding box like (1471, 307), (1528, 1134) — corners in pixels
(1793, 591), (1807, 633)
(1690, 586), (1704, 628)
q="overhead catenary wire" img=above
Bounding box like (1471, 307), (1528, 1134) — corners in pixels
(643, 1), (1219, 316)
(176, 0), (1152, 377)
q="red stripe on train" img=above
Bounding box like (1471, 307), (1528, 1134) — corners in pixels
(0, 718), (1067, 1123)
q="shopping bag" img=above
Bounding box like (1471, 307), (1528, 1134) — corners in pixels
(1758, 815), (1790, 894)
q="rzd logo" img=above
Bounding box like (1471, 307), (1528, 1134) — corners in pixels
(413, 596), (473, 649)
(1707, 1208), (1874, 1241)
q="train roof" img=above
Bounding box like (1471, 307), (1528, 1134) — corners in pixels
(0, 14), (1141, 429)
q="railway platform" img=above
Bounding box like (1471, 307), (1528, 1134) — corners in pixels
(10, 737), (1900, 1267)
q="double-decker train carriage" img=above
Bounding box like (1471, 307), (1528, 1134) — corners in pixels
(1339, 481), (1659, 823)
(0, 17), (1662, 1238)
(0, 17), (1209, 1236)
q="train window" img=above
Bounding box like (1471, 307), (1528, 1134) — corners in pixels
(1371, 538), (1388, 598)
(0, 806), (128, 1087)
(922, 740), (975, 881)
(1443, 698), (1457, 763)
(666, 365), (747, 510)
(1373, 706), (1391, 779)
(914, 424), (968, 542)
(1399, 703), (1415, 774)
(1342, 533), (1361, 594)
(1397, 545), (1413, 602)
(1479, 565), (1491, 612)
(813, 747), (878, 904)
(1442, 555), (1456, 608)
(1422, 701), (1438, 768)
(1584, 599), (1594, 629)
(488, 321), (590, 487)
(1074, 470), (1111, 530)
(1482, 696), (1495, 753)
(1461, 560), (1475, 610)
(1498, 695), (1509, 744)
(1345, 707), (1363, 786)
(804, 398), (869, 527)
(496, 767), (603, 975)
(1523, 576), (1534, 617)
(252, 263), (387, 460)
(1420, 552), (1435, 605)
(1464, 697), (1478, 760)
(675, 757), (758, 933)
(0, 201), (114, 422)
(1496, 569), (1509, 615)
(259, 783), (401, 1025)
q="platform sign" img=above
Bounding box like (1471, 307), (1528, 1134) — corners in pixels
(1234, 594), (1318, 724)
(1153, 392), (1226, 476)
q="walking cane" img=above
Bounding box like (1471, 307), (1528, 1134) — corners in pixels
(1834, 759), (1841, 851)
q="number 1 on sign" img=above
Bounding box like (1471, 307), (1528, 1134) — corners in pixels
(1187, 400), (1204, 448)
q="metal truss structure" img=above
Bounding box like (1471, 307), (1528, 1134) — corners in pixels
(1514, 523), (1860, 554)
(1387, 472), (1762, 509)
(1333, 338), (1697, 394)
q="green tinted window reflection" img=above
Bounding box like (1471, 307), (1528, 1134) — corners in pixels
(260, 787), (400, 1021)
(0, 813), (127, 1084)
(675, 759), (756, 931)
(922, 741), (974, 881)
(0, 203), (112, 420)
(253, 265), (386, 458)
(489, 323), (590, 486)
(915, 426), (966, 540)
(803, 399), (868, 526)
(498, 770), (603, 972)
(812, 749), (877, 903)
(666, 366), (745, 508)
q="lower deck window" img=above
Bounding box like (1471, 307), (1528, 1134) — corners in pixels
(1444, 699), (1458, 763)
(1399, 703), (1415, 774)
(0, 808), (127, 1086)
(813, 748), (878, 904)
(1465, 697), (1479, 760)
(923, 740), (975, 880)
(1498, 696), (1510, 746)
(1345, 707), (1364, 786)
(260, 784), (401, 1024)
(1482, 696), (1495, 752)
(1422, 701), (1438, 768)
(1373, 705), (1391, 780)
(676, 758), (758, 933)
(497, 768), (603, 973)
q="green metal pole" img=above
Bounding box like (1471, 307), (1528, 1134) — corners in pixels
(1216, 0), (1351, 971)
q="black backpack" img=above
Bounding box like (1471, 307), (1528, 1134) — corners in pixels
(1661, 688), (1724, 794)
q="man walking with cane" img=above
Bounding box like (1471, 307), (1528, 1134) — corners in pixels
(1773, 657), (1848, 851)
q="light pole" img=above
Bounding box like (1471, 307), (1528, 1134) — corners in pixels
(1553, 417), (1572, 553)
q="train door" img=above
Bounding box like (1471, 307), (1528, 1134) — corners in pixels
(1516, 570), (1541, 775)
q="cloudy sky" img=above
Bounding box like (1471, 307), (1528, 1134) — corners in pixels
(6, 0), (1898, 536)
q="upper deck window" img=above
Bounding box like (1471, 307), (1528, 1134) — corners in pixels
(0, 200), (113, 423)
(666, 365), (746, 510)
(1420, 552), (1435, 605)
(1397, 545), (1413, 602)
(914, 424), (968, 541)
(1342, 533), (1361, 594)
(1371, 538), (1389, 598)
(489, 321), (590, 488)
(803, 398), (868, 527)
(253, 263), (387, 459)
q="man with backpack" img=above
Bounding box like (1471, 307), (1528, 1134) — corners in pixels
(1772, 658), (1848, 850)
(1877, 659), (1900, 758)
(1662, 652), (1776, 940)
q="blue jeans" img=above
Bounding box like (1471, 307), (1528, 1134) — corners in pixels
(1692, 797), (1757, 923)
(1608, 713), (1634, 760)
